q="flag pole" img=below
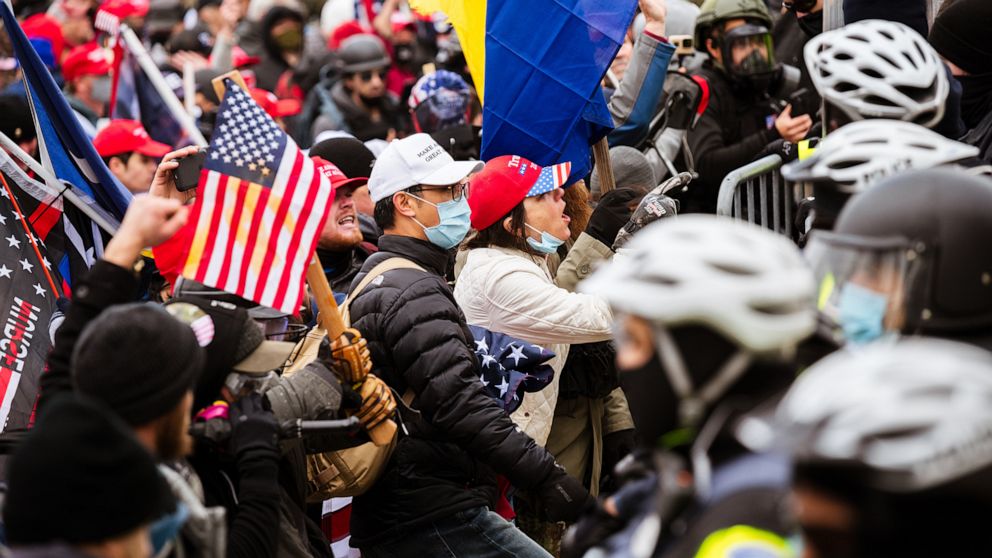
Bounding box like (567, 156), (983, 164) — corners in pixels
(119, 25), (208, 147)
(593, 137), (616, 194)
(0, 132), (118, 235)
(211, 71), (397, 446)
(0, 173), (60, 296)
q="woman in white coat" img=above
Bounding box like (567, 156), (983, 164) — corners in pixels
(454, 155), (626, 524)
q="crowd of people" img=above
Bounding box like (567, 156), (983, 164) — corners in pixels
(0, 0), (991, 557)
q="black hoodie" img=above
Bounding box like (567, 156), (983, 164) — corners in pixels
(254, 6), (305, 92)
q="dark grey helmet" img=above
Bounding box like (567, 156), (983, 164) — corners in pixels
(336, 35), (391, 74)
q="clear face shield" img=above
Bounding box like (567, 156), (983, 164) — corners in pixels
(721, 23), (776, 81)
(805, 232), (929, 345)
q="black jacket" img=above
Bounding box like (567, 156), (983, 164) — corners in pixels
(318, 242), (375, 295)
(683, 65), (781, 213)
(40, 261), (282, 558)
(346, 235), (561, 546)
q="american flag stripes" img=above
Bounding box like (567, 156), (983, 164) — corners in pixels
(526, 162), (572, 197)
(182, 81), (333, 314)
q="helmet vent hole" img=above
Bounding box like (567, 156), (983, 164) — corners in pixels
(708, 262), (757, 277)
(861, 67), (884, 80)
(748, 300), (804, 316)
(895, 84), (933, 103)
(828, 159), (868, 170)
(835, 81), (858, 93)
(876, 52), (898, 68)
(864, 94), (898, 108)
(835, 52), (854, 61)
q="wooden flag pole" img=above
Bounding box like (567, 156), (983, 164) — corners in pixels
(593, 137), (616, 194)
(212, 71), (396, 446)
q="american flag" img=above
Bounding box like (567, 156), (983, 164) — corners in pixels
(527, 162), (572, 197)
(468, 325), (555, 414)
(182, 81), (333, 314)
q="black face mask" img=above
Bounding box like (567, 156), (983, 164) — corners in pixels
(618, 351), (680, 449)
(956, 73), (992, 129)
(797, 10), (824, 38)
(394, 44), (415, 65)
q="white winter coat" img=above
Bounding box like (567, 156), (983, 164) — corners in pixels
(453, 245), (613, 446)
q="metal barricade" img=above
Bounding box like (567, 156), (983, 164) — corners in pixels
(716, 155), (809, 239)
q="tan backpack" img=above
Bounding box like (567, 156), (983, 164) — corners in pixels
(285, 257), (422, 501)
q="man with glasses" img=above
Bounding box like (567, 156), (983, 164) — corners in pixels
(344, 134), (593, 557)
(311, 34), (410, 143)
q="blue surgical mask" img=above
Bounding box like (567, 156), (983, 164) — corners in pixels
(407, 193), (472, 250)
(838, 283), (889, 346)
(525, 223), (565, 255)
(150, 502), (189, 555)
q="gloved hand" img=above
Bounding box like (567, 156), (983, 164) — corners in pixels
(330, 328), (373, 383)
(600, 429), (637, 494)
(352, 374), (397, 431)
(585, 188), (641, 247)
(263, 362), (343, 423)
(228, 393), (280, 461)
(612, 175), (685, 250)
(535, 466), (595, 523)
(561, 500), (622, 558)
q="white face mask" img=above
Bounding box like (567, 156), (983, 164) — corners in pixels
(524, 223), (565, 254)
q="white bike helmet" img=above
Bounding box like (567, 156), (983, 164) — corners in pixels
(745, 338), (992, 494)
(805, 19), (948, 128)
(580, 215), (816, 354)
(782, 120), (979, 192)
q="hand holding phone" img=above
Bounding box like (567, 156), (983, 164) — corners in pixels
(173, 148), (209, 192)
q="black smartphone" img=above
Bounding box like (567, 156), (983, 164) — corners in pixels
(173, 148), (208, 192)
(787, 88), (816, 119)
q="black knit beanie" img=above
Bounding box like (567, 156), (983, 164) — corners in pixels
(72, 303), (204, 426)
(4, 395), (174, 545)
(929, 0), (992, 76)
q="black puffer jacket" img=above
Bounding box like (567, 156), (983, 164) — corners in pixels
(346, 235), (561, 547)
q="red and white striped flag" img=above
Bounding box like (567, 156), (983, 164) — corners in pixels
(182, 80), (333, 314)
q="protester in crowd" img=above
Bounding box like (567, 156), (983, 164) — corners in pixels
(606, 0), (676, 148)
(371, 0), (422, 98)
(565, 215), (816, 557)
(309, 34), (408, 142)
(685, 0), (812, 213)
(254, 6), (305, 92)
(94, 120), (173, 195)
(311, 157), (375, 294)
(309, 135), (380, 247)
(755, 339), (992, 558)
(50, 0), (95, 48)
(21, 13), (65, 67)
(37, 194), (281, 558)
(456, 156), (641, 552)
(588, 146), (657, 201)
(345, 133), (592, 557)
(772, 0), (822, 110)
(62, 43), (111, 129)
(407, 70), (478, 160)
(804, 168), (992, 351)
(5, 395), (175, 558)
(0, 95), (39, 169)
(929, 0), (992, 162)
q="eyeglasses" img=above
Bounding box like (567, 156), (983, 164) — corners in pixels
(357, 69), (387, 82)
(409, 181), (470, 202)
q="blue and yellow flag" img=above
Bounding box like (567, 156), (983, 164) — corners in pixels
(414, 0), (638, 181)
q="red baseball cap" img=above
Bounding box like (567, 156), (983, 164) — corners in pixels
(62, 43), (111, 82)
(94, 120), (172, 158)
(312, 157), (368, 191)
(22, 15), (65, 64)
(98, 0), (150, 20)
(250, 88), (302, 119)
(467, 155), (572, 231)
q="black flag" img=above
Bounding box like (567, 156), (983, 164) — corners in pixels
(0, 175), (58, 432)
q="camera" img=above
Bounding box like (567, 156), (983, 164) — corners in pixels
(669, 35), (695, 57)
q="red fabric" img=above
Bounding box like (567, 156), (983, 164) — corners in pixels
(152, 221), (193, 289)
(643, 29), (668, 43)
(495, 476), (516, 521)
(22, 15), (65, 64)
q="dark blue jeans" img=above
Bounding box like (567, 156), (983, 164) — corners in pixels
(359, 506), (551, 558)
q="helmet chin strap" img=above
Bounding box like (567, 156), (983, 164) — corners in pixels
(652, 327), (754, 430)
